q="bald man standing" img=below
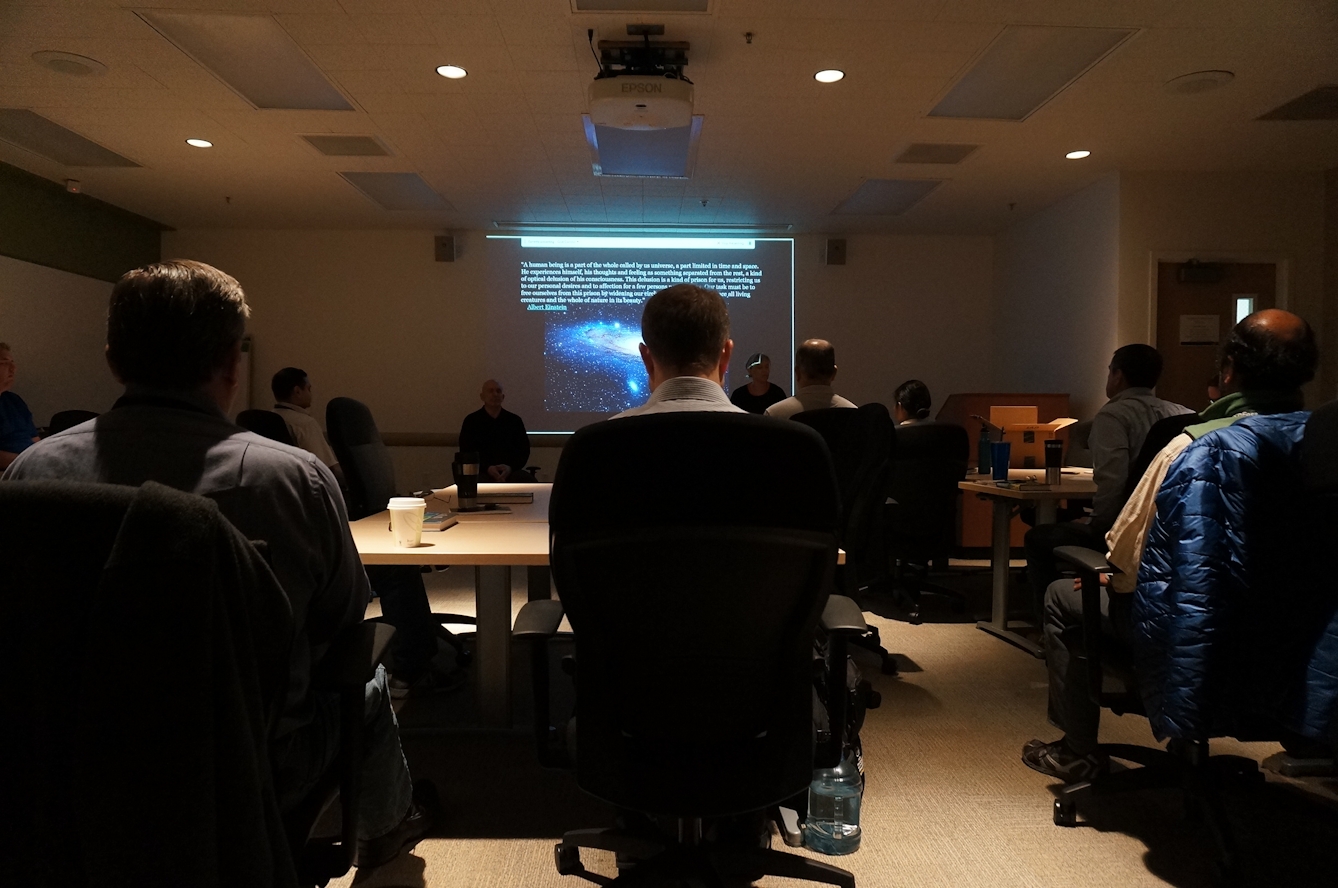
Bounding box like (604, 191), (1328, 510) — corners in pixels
(459, 379), (531, 482)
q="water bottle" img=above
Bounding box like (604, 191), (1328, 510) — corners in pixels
(804, 756), (862, 855)
(978, 424), (992, 476)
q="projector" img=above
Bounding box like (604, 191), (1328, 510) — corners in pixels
(588, 76), (693, 130)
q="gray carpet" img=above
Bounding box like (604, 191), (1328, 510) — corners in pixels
(333, 569), (1338, 888)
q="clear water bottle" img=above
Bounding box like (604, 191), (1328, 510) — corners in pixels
(804, 756), (862, 855)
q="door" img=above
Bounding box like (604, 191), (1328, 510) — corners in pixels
(1154, 262), (1275, 412)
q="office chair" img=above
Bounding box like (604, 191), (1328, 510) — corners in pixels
(793, 404), (899, 675)
(0, 479), (393, 888)
(885, 421), (970, 623)
(1045, 404), (1338, 877)
(238, 408), (297, 446)
(515, 412), (861, 888)
(325, 397), (475, 666)
(46, 408), (98, 435)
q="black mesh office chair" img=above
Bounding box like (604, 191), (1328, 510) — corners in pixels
(793, 404), (899, 675)
(1047, 403), (1338, 879)
(513, 412), (862, 888)
(885, 421), (970, 623)
(46, 409), (99, 436)
(238, 408), (297, 447)
(0, 479), (392, 888)
(325, 397), (475, 667)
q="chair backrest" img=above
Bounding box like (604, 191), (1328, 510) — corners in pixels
(47, 409), (99, 435)
(325, 397), (398, 520)
(0, 479), (296, 886)
(792, 404), (895, 575)
(1301, 401), (1338, 747)
(1123, 411), (1199, 501)
(886, 421), (969, 563)
(237, 409), (296, 447)
(549, 412), (840, 818)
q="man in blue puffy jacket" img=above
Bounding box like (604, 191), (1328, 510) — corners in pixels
(1023, 309), (1320, 782)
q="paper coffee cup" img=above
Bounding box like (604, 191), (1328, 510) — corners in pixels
(387, 496), (426, 548)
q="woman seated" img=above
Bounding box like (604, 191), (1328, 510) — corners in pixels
(894, 379), (932, 426)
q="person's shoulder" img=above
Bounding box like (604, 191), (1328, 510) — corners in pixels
(0, 390), (29, 410)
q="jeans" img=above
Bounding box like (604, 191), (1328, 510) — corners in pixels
(366, 564), (438, 678)
(1025, 521), (1105, 626)
(273, 664), (414, 840)
(1043, 578), (1134, 755)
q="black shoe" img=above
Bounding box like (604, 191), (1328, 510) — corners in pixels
(1021, 738), (1108, 783)
(356, 782), (438, 869)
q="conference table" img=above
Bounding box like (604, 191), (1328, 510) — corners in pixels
(351, 482), (551, 729)
(959, 468), (1097, 657)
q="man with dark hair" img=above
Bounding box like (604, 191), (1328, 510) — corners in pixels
(4, 260), (431, 868)
(764, 339), (856, 420)
(616, 284), (744, 417)
(1024, 343), (1192, 623)
(271, 366), (343, 484)
(1023, 309), (1319, 781)
(0, 342), (40, 470)
(459, 379), (531, 481)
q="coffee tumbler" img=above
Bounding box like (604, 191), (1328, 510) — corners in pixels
(1044, 438), (1063, 486)
(453, 451), (480, 510)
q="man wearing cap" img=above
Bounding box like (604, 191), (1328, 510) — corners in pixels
(729, 352), (787, 414)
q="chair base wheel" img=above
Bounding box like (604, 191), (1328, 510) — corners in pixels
(1054, 798), (1077, 827)
(555, 842), (581, 875)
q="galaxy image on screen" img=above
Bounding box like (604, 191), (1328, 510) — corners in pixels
(544, 311), (647, 413)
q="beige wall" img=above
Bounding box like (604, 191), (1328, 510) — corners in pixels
(991, 175), (1121, 419)
(0, 254), (120, 426)
(1117, 170), (1329, 403)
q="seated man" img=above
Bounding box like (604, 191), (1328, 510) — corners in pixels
(616, 283), (744, 418)
(0, 342), (40, 470)
(271, 366), (345, 487)
(1024, 344), (1192, 623)
(459, 379), (531, 481)
(729, 351), (787, 414)
(4, 260), (431, 867)
(764, 339), (856, 420)
(1023, 310), (1318, 781)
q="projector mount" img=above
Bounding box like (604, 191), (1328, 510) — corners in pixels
(591, 24), (691, 84)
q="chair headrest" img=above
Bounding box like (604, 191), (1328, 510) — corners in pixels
(325, 397), (380, 448)
(1303, 401), (1338, 497)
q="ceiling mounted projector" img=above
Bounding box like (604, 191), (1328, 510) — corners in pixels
(587, 24), (693, 131)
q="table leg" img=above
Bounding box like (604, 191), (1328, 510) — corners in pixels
(976, 498), (1044, 658)
(527, 565), (552, 601)
(475, 565), (513, 728)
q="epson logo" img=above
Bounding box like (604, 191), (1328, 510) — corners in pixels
(621, 82), (663, 94)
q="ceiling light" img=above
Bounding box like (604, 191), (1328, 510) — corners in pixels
(436, 65), (468, 79)
(186, 138), (213, 148)
(1065, 149), (1090, 159)
(0, 109), (139, 167)
(814, 69), (845, 83)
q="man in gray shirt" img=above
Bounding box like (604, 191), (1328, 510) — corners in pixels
(616, 283), (746, 418)
(1023, 343), (1192, 624)
(764, 339), (857, 420)
(4, 260), (429, 868)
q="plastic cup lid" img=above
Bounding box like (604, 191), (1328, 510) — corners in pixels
(387, 497), (426, 509)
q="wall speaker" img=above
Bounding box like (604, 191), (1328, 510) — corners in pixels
(825, 238), (847, 265)
(434, 235), (456, 262)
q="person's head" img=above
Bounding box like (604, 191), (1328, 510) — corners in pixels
(745, 352), (771, 385)
(1219, 309), (1318, 394)
(794, 339), (837, 387)
(106, 260), (250, 411)
(1106, 343), (1163, 398)
(894, 379), (932, 423)
(480, 379), (505, 412)
(0, 343), (14, 394)
(638, 284), (733, 389)
(271, 367), (311, 407)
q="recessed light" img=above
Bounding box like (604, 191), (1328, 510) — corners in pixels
(436, 65), (467, 79)
(32, 50), (108, 77)
(1065, 149), (1090, 159)
(1165, 70), (1234, 95)
(186, 138), (213, 148)
(814, 69), (845, 83)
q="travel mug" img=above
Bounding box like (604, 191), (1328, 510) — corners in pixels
(453, 451), (480, 510)
(1045, 439), (1063, 486)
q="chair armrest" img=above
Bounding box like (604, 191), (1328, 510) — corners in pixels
(1054, 546), (1114, 574)
(312, 621), (397, 692)
(821, 595), (868, 634)
(513, 599), (565, 640)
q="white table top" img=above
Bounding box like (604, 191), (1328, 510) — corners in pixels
(959, 467), (1097, 501)
(352, 483), (551, 565)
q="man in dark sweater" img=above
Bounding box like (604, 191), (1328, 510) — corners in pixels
(459, 379), (531, 481)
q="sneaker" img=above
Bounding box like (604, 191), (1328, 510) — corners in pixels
(1021, 738), (1108, 783)
(357, 781), (438, 869)
(389, 665), (469, 699)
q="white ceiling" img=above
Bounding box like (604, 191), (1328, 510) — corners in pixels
(1, 0), (1335, 233)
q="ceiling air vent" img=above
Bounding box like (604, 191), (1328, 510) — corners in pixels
(1257, 86), (1338, 121)
(302, 135), (391, 157)
(339, 172), (452, 211)
(832, 179), (942, 216)
(894, 143), (979, 164)
(0, 109), (139, 167)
